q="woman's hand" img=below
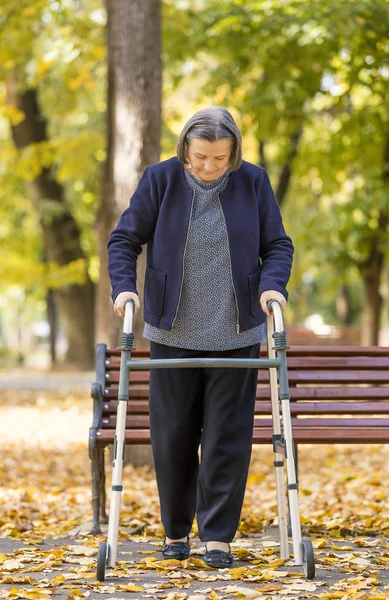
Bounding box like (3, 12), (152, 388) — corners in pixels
(259, 290), (287, 315)
(114, 291), (141, 317)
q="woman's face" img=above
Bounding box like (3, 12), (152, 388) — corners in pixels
(185, 137), (233, 183)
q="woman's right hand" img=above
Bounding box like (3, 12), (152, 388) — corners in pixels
(114, 291), (141, 317)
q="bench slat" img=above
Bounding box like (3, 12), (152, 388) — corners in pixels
(102, 400), (389, 416)
(102, 385), (389, 401)
(104, 370), (389, 385)
(101, 416), (389, 429)
(96, 427), (389, 444)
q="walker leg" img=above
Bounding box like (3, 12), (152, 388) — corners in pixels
(96, 301), (134, 580)
(266, 314), (289, 559)
(277, 345), (302, 564)
(275, 334), (315, 578)
(105, 347), (130, 569)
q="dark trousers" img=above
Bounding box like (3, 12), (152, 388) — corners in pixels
(149, 340), (260, 543)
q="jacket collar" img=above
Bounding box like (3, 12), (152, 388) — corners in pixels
(171, 155), (237, 194)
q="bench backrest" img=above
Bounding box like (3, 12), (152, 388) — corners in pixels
(94, 344), (389, 444)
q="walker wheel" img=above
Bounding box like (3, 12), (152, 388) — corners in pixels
(97, 541), (107, 581)
(301, 538), (315, 579)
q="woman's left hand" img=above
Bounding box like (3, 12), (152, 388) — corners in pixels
(259, 290), (287, 315)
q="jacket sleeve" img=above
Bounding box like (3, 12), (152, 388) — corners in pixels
(257, 169), (294, 301)
(107, 166), (159, 303)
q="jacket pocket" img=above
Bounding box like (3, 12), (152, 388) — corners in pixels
(144, 265), (167, 316)
(248, 267), (262, 316)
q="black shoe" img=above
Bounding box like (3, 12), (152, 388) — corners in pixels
(161, 535), (190, 560)
(204, 543), (233, 568)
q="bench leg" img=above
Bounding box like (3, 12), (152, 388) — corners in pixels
(90, 447), (102, 534)
(100, 447), (108, 523)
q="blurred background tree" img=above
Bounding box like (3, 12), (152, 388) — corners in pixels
(0, 0), (105, 367)
(0, 0), (388, 368)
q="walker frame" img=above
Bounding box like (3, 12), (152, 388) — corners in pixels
(96, 299), (315, 581)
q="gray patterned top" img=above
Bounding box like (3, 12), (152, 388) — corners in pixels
(143, 164), (267, 350)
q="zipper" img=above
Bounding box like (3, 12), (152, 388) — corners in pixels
(217, 193), (240, 334)
(171, 190), (195, 329)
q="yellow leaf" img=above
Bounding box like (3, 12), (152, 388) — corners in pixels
(49, 575), (66, 586)
(181, 557), (213, 570)
(7, 589), (52, 600)
(312, 538), (327, 548)
(221, 586), (264, 599)
(256, 583), (283, 592)
(319, 594), (349, 599)
(234, 548), (255, 559)
(66, 590), (83, 599)
(114, 584), (143, 592)
(0, 576), (35, 585)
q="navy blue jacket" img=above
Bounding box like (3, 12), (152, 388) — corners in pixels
(107, 156), (294, 332)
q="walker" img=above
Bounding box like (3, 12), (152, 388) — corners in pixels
(96, 299), (315, 580)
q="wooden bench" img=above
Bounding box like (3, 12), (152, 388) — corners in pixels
(89, 343), (389, 534)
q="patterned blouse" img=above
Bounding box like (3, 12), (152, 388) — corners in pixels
(143, 164), (267, 350)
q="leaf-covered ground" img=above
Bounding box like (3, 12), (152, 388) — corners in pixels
(0, 390), (388, 599)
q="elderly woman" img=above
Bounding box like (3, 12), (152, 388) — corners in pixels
(107, 106), (294, 568)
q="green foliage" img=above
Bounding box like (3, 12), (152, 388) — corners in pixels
(0, 0), (388, 329)
(0, 0), (106, 296)
(163, 0), (389, 324)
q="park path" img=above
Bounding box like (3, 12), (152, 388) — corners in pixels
(0, 369), (94, 391)
(2, 528), (389, 599)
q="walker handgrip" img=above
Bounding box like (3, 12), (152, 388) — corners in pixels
(267, 299), (280, 312)
(266, 300), (284, 333)
(123, 300), (135, 335)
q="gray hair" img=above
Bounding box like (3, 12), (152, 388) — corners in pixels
(176, 106), (242, 171)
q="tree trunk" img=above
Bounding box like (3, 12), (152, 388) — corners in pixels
(6, 77), (95, 369)
(359, 259), (383, 346)
(96, 0), (162, 350)
(258, 140), (268, 171)
(258, 129), (303, 207)
(46, 289), (57, 365)
(336, 282), (357, 326)
(99, 0), (162, 465)
(275, 128), (303, 207)
(359, 132), (389, 346)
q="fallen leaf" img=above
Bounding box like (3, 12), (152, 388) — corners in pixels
(66, 546), (97, 557)
(3, 559), (24, 571)
(312, 538), (327, 548)
(114, 584), (143, 592)
(220, 586), (265, 599)
(256, 583), (283, 592)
